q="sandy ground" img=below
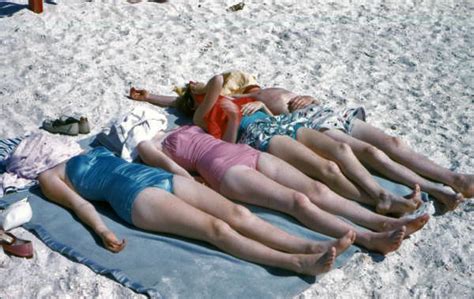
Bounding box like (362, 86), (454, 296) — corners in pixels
(0, 0), (473, 298)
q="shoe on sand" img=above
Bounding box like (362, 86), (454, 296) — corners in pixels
(58, 116), (91, 134)
(42, 119), (79, 136)
(0, 231), (33, 259)
(78, 117), (90, 134)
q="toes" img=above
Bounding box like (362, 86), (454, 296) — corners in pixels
(335, 231), (355, 255)
(329, 247), (336, 260)
(420, 213), (430, 224)
(447, 193), (464, 211)
(376, 202), (389, 215)
(393, 226), (406, 240)
(393, 228), (405, 249)
(324, 247), (336, 270)
(398, 226), (407, 238)
(349, 230), (356, 243)
(407, 200), (418, 209)
(411, 184), (421, 194)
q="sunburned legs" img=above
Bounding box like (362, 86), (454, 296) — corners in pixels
(131, 179), (339, 275)
(324, 124), (465, 210)
(349, 120), (474, 199)
(219, 161), (414, 255)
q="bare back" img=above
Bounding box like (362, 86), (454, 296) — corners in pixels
(249, 88), (298, 115)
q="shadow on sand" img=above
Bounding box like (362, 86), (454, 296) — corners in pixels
(0, 2), (28, 17)
(0, 1), (57, 18)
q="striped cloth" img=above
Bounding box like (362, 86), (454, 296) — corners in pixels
(0, 136), (30, 195)
(0, 137), (24, 167)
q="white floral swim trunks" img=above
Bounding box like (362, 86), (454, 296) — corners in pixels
(238, 104), (366, 151)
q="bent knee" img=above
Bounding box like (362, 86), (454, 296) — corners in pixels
(335, 142), (352, 156)
(230, 205), (252, 222)
(307, 181), (329, 198)
(388, 136), (404, 149)
(291, 192), (313, 212)
(363, 145), (386, 160)
(209, 219), (232, 241)
(323, 161), (342, 177)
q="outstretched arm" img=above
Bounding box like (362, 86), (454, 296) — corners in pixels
(129, 87), (178, 107)
(136, 140), (194, 179)
(192, 75), (224, 129)
(38, 168), (126, 253)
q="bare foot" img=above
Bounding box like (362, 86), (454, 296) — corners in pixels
(364, 226), (406, 255)
(295, 247), (336, 276)
(383, 213), (430, 236)
(129, 87), (149, 101)
(307, 230), (355, 256)
(376, 185), (421, 216)
(405, 184), (423, 207)
(431, 188), (464, 211)
(452, 174), (474, 198)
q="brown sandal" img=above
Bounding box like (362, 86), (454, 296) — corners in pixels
(0, 231), (33, 259)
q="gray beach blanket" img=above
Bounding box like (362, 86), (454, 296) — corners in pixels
(0, 109), (428, 298)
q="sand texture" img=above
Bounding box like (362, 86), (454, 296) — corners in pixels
(0, 0), (473, 298)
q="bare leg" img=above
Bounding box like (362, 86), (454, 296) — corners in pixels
(267, 135), (375, 206)
(219, 165), (405, 254)
(131, 188), (335, 275)
(295, 128), (419, 215)
(256, 153), (429, 236)
(324, 127), (464, 210)
(351, 120), (474, 198)
(172, 176), (353, 255)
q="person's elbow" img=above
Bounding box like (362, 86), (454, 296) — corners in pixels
(210, 74), (224, 86)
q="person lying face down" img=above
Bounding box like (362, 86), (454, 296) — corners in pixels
(130, 78), (424, 217)
(9, 133), (349, 276)
(229, 80), (472, 209)
(130, 72), (471, 211)
(136, 124), (430, 255)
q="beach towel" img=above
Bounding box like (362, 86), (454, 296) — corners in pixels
(0, 108), (429, 298)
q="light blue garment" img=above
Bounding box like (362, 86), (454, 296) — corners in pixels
(65, 146), (173, 224)
(239, 111), (270, 132)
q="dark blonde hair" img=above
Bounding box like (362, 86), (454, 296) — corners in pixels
(174, 84), (195, 118)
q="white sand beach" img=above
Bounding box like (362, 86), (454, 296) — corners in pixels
(0, 0), (472, 297)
